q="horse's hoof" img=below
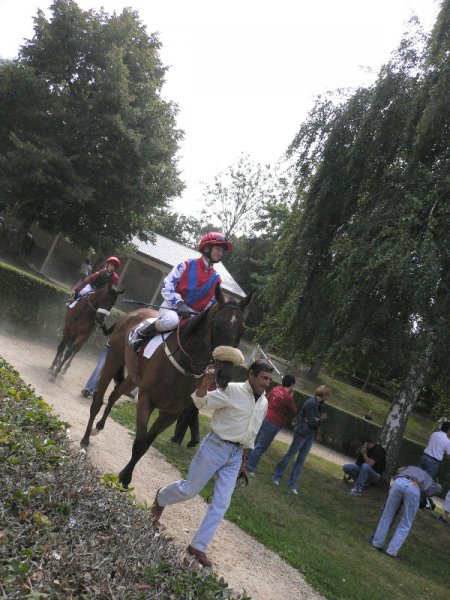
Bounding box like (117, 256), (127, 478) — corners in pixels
(91, 428), (100, 437)
(80, 447), (87, 455)
(48, 373), (57, 383)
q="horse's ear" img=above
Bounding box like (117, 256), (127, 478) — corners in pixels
(215, 284), (226, 305)
(239, 289), (253, 309)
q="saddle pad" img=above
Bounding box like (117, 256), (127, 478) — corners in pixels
(143, 331), (164, 360)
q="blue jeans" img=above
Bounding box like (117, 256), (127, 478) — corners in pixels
(342, 462), (381, 492)
(273, 430), (315, 489)
(157, 431), (242, 552)
(418, 453), (440, 478)
(372, 477), (420, 556)
(247, 419), (280, 472)
(83, 345), (109, 393)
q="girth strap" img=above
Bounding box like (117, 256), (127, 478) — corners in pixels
(164, 344), (204, 378)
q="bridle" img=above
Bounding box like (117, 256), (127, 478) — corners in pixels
(165, 303), (243, 377)
(85, 290), (113, 322)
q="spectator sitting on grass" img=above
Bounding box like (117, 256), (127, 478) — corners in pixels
(343, 440), (386, 496)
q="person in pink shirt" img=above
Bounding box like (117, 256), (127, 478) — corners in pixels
(247, 374), (297, 475)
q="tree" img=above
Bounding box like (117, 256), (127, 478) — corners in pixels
(260, 3), (450, 479)
(0, 0), (183, 249)
(150, 210), (206, 249)
(200, 154), (280, 238)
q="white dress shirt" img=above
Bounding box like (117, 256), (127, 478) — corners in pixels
(192, 380), (268, 448)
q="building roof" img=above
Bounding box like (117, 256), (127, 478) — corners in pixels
(133, 233), (246, 297)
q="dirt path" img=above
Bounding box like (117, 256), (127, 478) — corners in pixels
(0, 329), (326, 600)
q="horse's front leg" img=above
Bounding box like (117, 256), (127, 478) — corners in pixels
(59, 332), (89, 375)
(49, 338), (67, 371)
(119, 400), (178, 488)
(49, 338), (72, 380)
(93, 374), (136, 434)
(80, 391), (105, 452)
(80, 352), (124, 451)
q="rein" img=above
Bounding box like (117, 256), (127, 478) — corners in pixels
(86, 291), (111, 318)
(166, 303), (243, 377)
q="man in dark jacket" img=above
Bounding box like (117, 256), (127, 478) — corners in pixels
(272, 385), (330, 494)
(343, 440), (386, 496)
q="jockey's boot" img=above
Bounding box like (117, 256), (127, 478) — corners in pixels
(128, 321), (158, 353)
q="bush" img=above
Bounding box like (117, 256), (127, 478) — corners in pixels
(0, 357), (248, 599)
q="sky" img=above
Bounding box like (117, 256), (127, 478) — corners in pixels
(0, 0), (441, 216)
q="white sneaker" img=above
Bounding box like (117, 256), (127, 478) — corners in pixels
(247, 471), (255, 477)
(272, 478), (280, 486)
(290, 487), (299, 495)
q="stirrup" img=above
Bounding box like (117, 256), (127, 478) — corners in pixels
(128, 320), (158, 352)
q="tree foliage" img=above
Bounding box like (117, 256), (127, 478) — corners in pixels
(0, 0), (183, 250)
(259, 2), (450, 476)
(200, 154), (294, 238)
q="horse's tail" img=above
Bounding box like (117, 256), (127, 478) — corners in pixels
(101, 323), (116, 336)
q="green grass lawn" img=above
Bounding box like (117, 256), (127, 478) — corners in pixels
(111, 402), (449, 600)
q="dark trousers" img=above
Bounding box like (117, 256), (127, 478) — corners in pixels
(172, 404), (200, 444)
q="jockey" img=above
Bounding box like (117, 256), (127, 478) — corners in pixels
(69, 256), (121, 303)
(129, 232), (232, 352)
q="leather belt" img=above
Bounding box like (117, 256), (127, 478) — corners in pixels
(213, 431), (242, 447)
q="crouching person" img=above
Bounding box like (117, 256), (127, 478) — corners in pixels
(371, 466), (442, 558)
(150, 359), (273, 566)
(343, 440), (386, 496)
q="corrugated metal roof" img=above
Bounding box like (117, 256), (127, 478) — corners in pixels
(133, 233), (246, 297)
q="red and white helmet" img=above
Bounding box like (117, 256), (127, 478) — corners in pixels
(106, 256), (121, 268)
(198, 232), (233, 252)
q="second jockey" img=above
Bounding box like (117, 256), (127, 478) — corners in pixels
(69, 256), (121, 303)
(129, 232), (232, 352)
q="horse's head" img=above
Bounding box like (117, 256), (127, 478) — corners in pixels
(208, 285), (252, 389)
(92, 286), (125, 326)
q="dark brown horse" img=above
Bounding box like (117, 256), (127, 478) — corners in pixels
(79, 285), (251, 488)
(49, 285), (124, 381)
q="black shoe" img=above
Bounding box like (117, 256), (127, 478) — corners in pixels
(128, 321), (158, 353)
(170, 437), (182, 445)
(187, 439), (199, 448)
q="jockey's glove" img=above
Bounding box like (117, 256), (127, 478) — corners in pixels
(176, 301), (191, 318)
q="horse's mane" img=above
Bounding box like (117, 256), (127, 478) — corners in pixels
(181, 298), (240, 339)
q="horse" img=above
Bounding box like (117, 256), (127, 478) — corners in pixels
(49, 285), (124, 381)
(79, 285), (251, 488)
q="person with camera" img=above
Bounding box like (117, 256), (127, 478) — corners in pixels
(343, 439), (386, 496)
(272, 384), (330, 495)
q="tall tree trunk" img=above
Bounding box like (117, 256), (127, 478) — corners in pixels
(378, 334), (435, 482)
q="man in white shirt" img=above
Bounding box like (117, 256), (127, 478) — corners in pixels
(418, 422), (450, 478)
(150, 359), (273, 566)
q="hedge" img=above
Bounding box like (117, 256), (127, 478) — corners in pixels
(234, 364), (450, 489)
